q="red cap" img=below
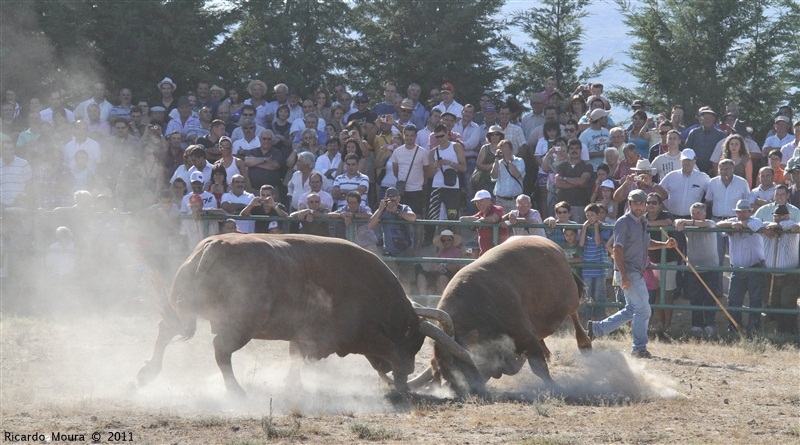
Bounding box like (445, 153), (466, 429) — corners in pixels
(440, 83), (455, 93)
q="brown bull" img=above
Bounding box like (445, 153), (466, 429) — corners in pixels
(137, 234), (466, 396)
(416, 236), (592, 395)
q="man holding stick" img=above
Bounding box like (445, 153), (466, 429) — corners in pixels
(587, 189), (676, 358)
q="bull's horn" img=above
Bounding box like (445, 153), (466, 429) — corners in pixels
(408, 367), (434, 389)
(419, 320), (475, 367)
(414, 307), (455, 337)
(377, 372), (394, 385)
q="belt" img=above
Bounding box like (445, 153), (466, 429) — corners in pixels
(496, 195), (517, 200)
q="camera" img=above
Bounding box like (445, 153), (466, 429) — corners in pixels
(635, 175), (644, 182)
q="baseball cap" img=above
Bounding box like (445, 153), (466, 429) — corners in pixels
(440, 83), (455, 93)
(680, 148), (696, 160)
(601, 179), (615, 190)
(190, 171), (204, 183)
(471, 190), (492, 201)
(385, 187), (400, 198)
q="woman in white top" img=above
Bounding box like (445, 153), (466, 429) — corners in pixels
(427, 124), (467, 221)
(287, 151), (316, 211)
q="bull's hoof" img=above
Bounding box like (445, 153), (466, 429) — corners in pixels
(136, 362), (160, 387)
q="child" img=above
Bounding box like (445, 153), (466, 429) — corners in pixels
(71, 149), (93, 193)
(595, 178), (616, 216)
(580, 203), (607, 321)
(561, 228), (583, 265)
(590, 163), (611, 202)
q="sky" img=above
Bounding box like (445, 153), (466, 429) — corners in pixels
(501, 0), (638, 121)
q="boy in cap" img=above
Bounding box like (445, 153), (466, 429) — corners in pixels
(587, 189), (677, 358)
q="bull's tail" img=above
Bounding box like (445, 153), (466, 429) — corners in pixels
(572, 269), (587, 302)
(145, 270), (197, 340)
(570, 270), (592, 350)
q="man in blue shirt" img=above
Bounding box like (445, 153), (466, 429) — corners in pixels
(587, 189), (676, 358)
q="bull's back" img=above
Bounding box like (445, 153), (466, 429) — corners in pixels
(172, 234), (412, 343)
(439, 236), (580, 338)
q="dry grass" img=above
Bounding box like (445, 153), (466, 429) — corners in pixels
(1, 312), (798, 444)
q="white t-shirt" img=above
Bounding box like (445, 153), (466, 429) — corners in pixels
(220, 191), (256, 233)
(650, 152), (682, 182)
(390, 144), (430, 192)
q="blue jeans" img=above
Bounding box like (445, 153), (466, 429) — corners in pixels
(727, 263), (765, 331)
(686, 271), (720, 328)
(584, 276), (607, 320)
(594, 272), (651, 352)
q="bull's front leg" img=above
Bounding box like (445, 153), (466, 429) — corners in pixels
(137, 319), (177, 387)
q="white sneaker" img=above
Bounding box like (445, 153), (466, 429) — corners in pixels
(704, 326), (715, 336)
(690, 326), (703, 334)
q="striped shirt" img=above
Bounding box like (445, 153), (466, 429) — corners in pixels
(333, 172), (369, 207)
(581, 230), (606, 278)
(724, 217), (765, 268)
(762, 221), (800, 272)
(0, 156), (32, 206)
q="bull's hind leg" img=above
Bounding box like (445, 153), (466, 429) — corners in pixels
(137, 319), (178, 387)
(213, 329), (252, 397)
(570, 311), (592, 351)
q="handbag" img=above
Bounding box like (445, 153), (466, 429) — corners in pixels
(436, 148), (458, 186)
(394, 147), (419, 196)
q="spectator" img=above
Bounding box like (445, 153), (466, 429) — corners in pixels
(779, 120), (800, 164)
(179, 193), (223, 253)
(587, 189), (677, 358)
(645, 118), (675, 162)
(286, 151), (315, 211)
(298, 172), (333, 212)
(762, 204), (800, 334)
(786, 158), (800, 208)
(315, 136), (342, 193)
(644, 192), (677, 330)
(180, 171), (217, 212)
(540, 136), (570, 217)
(220, 218), (241, 234)
(763, 116), (793, 158)
(367, 187), (416, 287)
(45, 226), (77, 279)
(460, 189), (509, 256)
(495, 103), (526, 154)
(196, 118), (227, 163)
(474, 125), (503, 200)
(543, 200), (577, 246)
(289, 192), (330, 236)
(327, 190), (373, 245)
(40, 91), (75, 125)
(346, 91), (378, 125)
(579, 109), (612, 168)
(232, 118), (260, 155)
(561, 227), (583, 264)
(64, 120), (102, 174)
(214, 136), (251, 193)
(74, 82), (112, 123)
(594, 177), (616, 216)
(186, 145), (214, 188)
(520, 92), (545, 142)
(674, 203), (721, 336)
(164, 96), (202, 143)
(685, 106), (726, 174)
(654, 148), (710, 219)
(332, 153), (369, 209)
(717, 199), (767, 334)
(220, 174), (255, 233)
(244, 130), (286, 191)
(706, 158), (751, 269)
(767, 149), (785, 185)
(416, 229), (463, 295)
(580, 203), (608, 321)
(240, 184), (288, 233)
(490, 139), (525, 213)
(109, 88), (134, 121)
(169, 145), (194, 187)
(432, 82), (463, 120)
(204, 163), (229, 206)
(614, 157), (658, 214)
(428, 123), (467, 224)
(650, 129), (683, 182)
(754, 183), (800, 223)
(554, 138), (593, 223)
(244, 80), (269, 128)
(155, 77), (177, 113)
(0, 139), (31, 208)
(719, 134), (753, 188)
(750, 167), (776, 210)
(503, 194), (545, 237)
(335, 136), (367, 176)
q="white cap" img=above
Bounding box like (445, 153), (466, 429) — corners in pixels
(190, 171), (204, 183)
(680, 148), (696, 160)
(601, 179), (615, 189)
(471, 190), (492, 201)
(588, 108), (611, 121)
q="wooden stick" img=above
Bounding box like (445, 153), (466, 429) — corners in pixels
(660, 227), (746, 337)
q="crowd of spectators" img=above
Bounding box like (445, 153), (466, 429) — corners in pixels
(0, 77), (798, 332)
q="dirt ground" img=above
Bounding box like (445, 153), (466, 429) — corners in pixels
(1, 303), (798, 445)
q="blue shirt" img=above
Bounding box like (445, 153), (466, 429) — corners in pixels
(614, 212), (651, 275)
(379, 203), (414, 254)
(582, 229), (606, 278)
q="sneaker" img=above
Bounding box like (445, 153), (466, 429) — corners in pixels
(631, 349), (652, 359)
(586, 321), (595, 341)
(690, 326), (703, 335)
(704, 326), (715, 336)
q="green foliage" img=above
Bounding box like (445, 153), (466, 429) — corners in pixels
(212, 0), (352, 97)
(0, 0), (233, 105)
(612, 0), (800, 140)
(348, 0), (509, 105)
(504, 0), (612, 97)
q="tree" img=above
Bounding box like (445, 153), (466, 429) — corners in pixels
(348, 0), (509, 106)
(211, 0), (352, 97)
(0, 1), (231, 105)
(504, 0), (612, 98)
(612, 0), (800, 140)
